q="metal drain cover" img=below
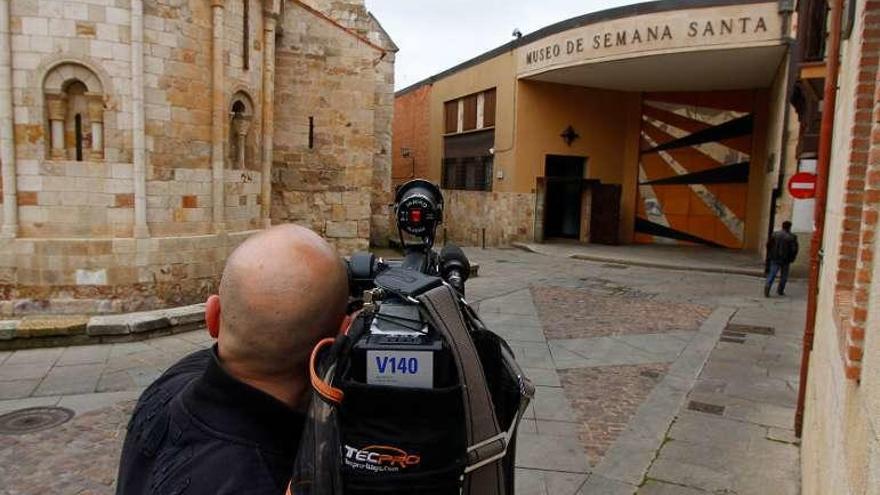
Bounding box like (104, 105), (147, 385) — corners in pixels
(725, 323), (775, 336)
(687, 400), (725, 416)
(0, 407), (75, 435)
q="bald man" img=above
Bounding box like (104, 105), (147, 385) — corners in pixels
(116, 225), (349, 495)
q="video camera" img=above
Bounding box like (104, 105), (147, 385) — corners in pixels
(345, 179), (469, 390)
(292, 179), (531, 494)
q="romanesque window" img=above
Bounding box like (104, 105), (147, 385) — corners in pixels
(228, 93), (255, 169)
(43, 63), (105, 161)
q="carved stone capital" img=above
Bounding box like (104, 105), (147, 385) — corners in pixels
(233, 115), (252, 136)
(87, 97), (104, 121)
(46, 97), (66, 121)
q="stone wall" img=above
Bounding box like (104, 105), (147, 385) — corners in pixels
(0, 231), (255, 316)
(16, 159), (135, 238)
(9, 0), (134, 163)
(0, 0), (395, 312)
(270, 0), (392, 253)
(441, 190), (535, 247)
(369, 13), (395, 246)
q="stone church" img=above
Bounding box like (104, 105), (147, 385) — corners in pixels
(0, 0), (396, 314)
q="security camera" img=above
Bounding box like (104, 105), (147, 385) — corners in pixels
(489, 147), (496, 155)
(512, 28), (522, 39)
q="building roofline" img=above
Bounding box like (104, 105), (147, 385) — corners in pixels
(368, 11), (400, 52)
(395, 0), (779, 97)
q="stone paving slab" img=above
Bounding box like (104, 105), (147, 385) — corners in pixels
(549, 333), (693, 369)
(0, 248), (803, 494)
(513, 242), (765, 277)
(515, 468), (588, 495)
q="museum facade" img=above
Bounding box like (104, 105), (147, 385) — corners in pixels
(393, 0), (795, 252)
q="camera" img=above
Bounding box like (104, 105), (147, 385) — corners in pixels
(345, 179), (470, 390)
(294, 179), (531, 494)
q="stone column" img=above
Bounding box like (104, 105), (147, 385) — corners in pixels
(211, 0), (226, 233)
(87, 97), (104, 159)
(47, 97), (66, 160)
(233, 115), (250, 170)
(0, 0), (17, 238)
(260, 9), (278, 228)
(131, 0), (149, 237)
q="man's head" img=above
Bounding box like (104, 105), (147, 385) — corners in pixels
(205, 224), (349, 380)
(782, 221), (792, 232)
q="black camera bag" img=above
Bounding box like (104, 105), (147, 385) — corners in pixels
(289, 283), (534, 495)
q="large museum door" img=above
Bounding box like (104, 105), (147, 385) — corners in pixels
(635, 91), (755, 248)
(544, 155), (585, 239)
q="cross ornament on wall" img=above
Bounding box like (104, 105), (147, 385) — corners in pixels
(561, 125), (580, 146)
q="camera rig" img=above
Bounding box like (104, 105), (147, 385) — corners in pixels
(344, 179), (472, 390)
(294, 179), (533, 494)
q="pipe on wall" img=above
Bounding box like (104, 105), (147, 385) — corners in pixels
(795, 0), (844, 437)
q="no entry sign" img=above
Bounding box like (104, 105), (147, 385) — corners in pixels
(788, 172), (817, 199)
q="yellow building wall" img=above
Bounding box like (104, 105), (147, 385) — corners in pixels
(513, 81), (642, 242)
(427, 53), (517, 189)
(421, 50), (775, 250)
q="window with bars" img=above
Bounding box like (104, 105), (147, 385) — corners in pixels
(442, 129), (493, 191)
(442, 156), (493, 191)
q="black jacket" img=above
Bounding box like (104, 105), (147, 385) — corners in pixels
(116, 346), (305, 494)
(767, 229), (799, 264)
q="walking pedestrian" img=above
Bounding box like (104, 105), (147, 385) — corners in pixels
(765, 220), (798, 297)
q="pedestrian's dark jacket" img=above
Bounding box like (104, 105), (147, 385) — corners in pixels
(767, 229), (799, 264)
(116, 346), (304, 494)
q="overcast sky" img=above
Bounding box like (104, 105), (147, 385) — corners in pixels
(364, 0), (641, 90)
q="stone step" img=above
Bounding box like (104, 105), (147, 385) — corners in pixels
(0, 304), (206, 350)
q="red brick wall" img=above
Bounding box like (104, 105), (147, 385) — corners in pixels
(836, 3), (880, 294)
(836, 0), (880, 380)
(392, 85), (432, 187)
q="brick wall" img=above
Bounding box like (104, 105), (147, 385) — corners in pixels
(392, 85), (432, 188)
(832, 0), (880, 380)
(835, 2), (880, 295)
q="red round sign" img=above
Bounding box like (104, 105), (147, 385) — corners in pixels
(788, 172), (817, 199)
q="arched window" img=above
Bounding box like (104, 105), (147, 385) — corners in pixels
(43, 63), (105, 161)
(228, 92), (255, 170)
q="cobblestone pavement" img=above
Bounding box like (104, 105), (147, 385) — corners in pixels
(0, 247), (803, 494)
(559, 363), (669, 465)
(531, 285), (712, 338)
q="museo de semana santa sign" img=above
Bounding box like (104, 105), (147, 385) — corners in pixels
(517, 2), (782, 75)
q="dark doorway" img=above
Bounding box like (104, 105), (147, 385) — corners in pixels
(544, 155), (586, 239)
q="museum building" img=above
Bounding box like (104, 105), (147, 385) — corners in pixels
(393, 0), (796, 252)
